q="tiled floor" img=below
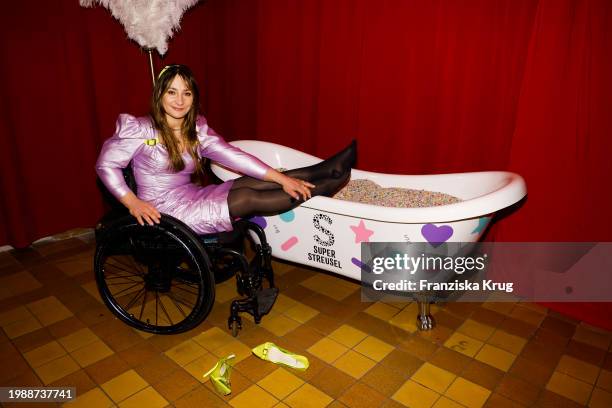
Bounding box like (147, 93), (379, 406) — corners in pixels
(1, 235), (612, 407)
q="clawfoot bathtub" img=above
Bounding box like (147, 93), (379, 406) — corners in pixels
(212, 140), (527, 330)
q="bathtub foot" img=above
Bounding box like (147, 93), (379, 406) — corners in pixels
(416, 297), (435, 331)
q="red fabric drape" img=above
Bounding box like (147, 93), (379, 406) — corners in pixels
(1, 1), (611, 326)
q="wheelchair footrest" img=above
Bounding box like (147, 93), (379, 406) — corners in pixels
(256, 287), (279, 316)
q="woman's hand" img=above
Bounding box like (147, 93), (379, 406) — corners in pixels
(120, 192), (161, 226)
(280, 175), (315, 201)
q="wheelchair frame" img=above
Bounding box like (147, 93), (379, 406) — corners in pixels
(94, 167), (278, 336)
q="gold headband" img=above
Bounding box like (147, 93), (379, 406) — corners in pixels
(157, 65), (179, 79)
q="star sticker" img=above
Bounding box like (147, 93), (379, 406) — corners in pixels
(471, 216), (491, 234)
(350, 220), (374, 243)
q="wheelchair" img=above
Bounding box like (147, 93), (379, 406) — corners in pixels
(93, 167), (278, 336)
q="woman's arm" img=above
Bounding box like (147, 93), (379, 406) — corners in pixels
(96, 114), (161, 225)
(196, 116), (313, 199)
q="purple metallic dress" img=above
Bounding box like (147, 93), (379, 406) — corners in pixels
(96, 114), (271, 234)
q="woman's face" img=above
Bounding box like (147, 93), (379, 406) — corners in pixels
(162, 75), (194, 121)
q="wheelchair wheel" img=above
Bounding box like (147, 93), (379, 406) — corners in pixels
(94, 215), (215, 334)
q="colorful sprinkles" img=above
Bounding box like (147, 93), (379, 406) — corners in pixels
(334, 179), (462, 208)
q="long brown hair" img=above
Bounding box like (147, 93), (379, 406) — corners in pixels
(150, 64), (205, 181)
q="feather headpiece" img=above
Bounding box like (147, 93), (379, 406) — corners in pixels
(80, 0), (201, 55)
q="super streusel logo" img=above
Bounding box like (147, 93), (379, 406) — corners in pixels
(309, 213), (342, 268)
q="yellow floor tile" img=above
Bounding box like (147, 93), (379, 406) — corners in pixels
(332, 349), (376, 379)
(487, 329), (526, 354)
(300, 275), (357, 300)
(184, 353), (221, 383)
(432, 396), (464, 408)
(215, 280), (239, 303)
(556, 355), (600, 384)
(380, 296), (412, 309)
(0, 305), (32, 326)
(134, 328), (154, 339)
(118, 386), (167, 408)
(474, 344), (516, 372)
(307, 337), (349, 364)
(257, 368), (305, 400)
(509, 305), (545, 326)
(164, 339), (208, 367)
(101, 369), (148, 403)
(35, 355), (80, 385)
(259, 314), (301, 337)
(2, 271), (42, 294)
(388, 308), (418, 333)
(55, 256), (92, 277)
(596, 369), (612, 392)
(412, 363), (456, 394)
(273, 294), (300, 313)
(589, 387), (612, 408)
(59, 328), (100, 352)
(229, 384), (278, 408)
(364, 302), (400, 321)
(458, 319), (495, 342)
(283, 303), (319, 323)
(481, 302), (514, 315)
(192, 326), (235, 352)
(329, 324), (368, 348)
(63, 387), (114, 408)
(443, 332), (484, 358)
(3, 314), (42, 339)
(546, 371), (593, 406)
(70, 340), (114, 367)
(24, 341), (67, 368)
(353, 336), (394, 362)
(81, 281), (103, 304)
(284, 383), (333, 408)
(211, 339), (253, 364)
(444, 377), (491, 408)
(27, 296), (73, 326)
(392, 379), (440, 408)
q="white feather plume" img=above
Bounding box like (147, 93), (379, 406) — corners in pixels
(80, 0), (201, 55)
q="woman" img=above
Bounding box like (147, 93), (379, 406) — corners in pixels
(96, 64), (355, 234)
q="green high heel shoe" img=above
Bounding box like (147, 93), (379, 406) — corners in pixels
(203, 354), (236, 395)
(252, 342), (309, 371)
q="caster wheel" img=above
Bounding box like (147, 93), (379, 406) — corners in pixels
(229, 318), (242, 337)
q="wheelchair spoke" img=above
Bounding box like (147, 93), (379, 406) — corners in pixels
(172, 283), (199, 296)
(155, 291), (160, 326)
(105, 260), (145, 277)
(157, 294), (174, 325)
(166, 292), (195, 313)
(112, 282), (142, 297)
(138, 290), (148, 321)
(105, 275), (143, 284)
(123, 288), (145, 311)
(108, 253), (143, 269)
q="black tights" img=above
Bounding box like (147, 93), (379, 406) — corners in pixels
(228, 176), (348, 218)
(227, 140), (355, 219)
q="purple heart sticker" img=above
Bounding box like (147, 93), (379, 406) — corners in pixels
(421, 223), (453, 247)
(249, 216), (267, 229)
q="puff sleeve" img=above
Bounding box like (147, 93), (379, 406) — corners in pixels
(95, 114), (146, 200)
(196, 116), (271, 180)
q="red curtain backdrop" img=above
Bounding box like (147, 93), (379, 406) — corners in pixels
(1, 1), (611, 326)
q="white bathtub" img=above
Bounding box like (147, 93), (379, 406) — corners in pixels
(212, 140), (527, 281)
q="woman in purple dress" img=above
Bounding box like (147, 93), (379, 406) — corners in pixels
(96, 65), (354, 234)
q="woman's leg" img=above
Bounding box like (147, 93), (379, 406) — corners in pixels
(228, 174), (349, 218)
(230, 140), (356, 191)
